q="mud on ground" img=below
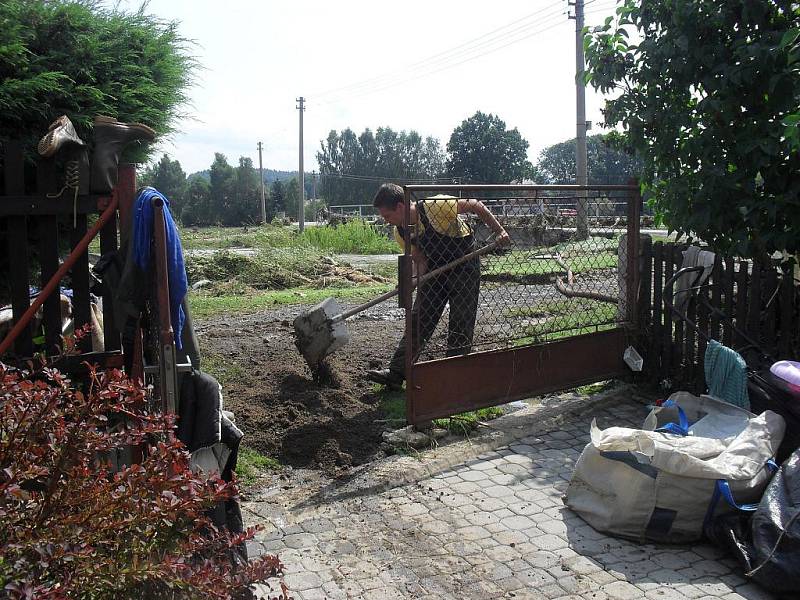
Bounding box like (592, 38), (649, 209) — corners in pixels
(194, 305), (405, 474)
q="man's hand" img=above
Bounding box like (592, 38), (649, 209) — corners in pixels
(496, 229), (511, 247)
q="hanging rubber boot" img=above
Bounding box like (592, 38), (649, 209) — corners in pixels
(90, 115), (155, 193)
(37, 115), (86, 157)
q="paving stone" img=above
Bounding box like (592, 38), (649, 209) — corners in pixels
(283, 571), (322, 592)
(602, 580), (646, 599)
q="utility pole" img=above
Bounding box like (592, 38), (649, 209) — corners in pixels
(257, 141), (266, 224)
(296, 96), (305, 232)
(570, 0), (589, 239)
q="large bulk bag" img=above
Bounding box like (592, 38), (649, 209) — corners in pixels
(564, 392), (786, 543)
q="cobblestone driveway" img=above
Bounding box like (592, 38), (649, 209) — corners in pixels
(247, 395), (774, 600)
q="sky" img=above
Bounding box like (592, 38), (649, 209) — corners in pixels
(111, 0), (619, 175)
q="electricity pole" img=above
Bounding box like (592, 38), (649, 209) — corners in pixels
(257, 141), (266, 224)
(297, 96), (305, 232)
(570, 0), (589, 239)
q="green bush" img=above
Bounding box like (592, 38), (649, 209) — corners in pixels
(301, 220), (398, 254)
(0, 0), (195, 162)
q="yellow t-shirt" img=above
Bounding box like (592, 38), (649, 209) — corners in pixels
(394, 196), (472, 250)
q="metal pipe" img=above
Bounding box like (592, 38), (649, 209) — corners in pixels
(404, 184), (638, 192)
(152, 198), (178, 418)
(0, 195), (119, 357)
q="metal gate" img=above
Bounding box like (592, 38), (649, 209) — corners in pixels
(399, 184), (641, 424)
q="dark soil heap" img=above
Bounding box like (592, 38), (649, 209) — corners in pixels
(195, 308), (401, 474)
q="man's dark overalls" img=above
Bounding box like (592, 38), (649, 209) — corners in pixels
(388, 200), (481, 376)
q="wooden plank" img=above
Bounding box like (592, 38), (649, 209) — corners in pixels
(99, 210), (120, 351)
(747, 259), (763, 352)
(662, 243), (674, 380)
(652, 241), (664, 376)
(735, 261), (749, 350)
(684, 274), (697, 387)
(673, 245), (684, 377)
(696, 285), (709, 391)
(36, 159), (62, 355)
(763, 263), (778, 357)
(723, 256), (736, 347)
(4, 140), (25, 194)
(639, 236), (653, 330)
(779, 263), (795, 358)
(4, 141), (32, 357)
(710, 254), (722, 341)
(0, 195), (99, 216)
(70, 213), (92, 353)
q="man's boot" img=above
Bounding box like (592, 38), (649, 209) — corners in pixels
(90, 115), (155, 193)
(366, 368), (404, 390)
(37, 115), (86, 157)
(38, 116), (90, 225)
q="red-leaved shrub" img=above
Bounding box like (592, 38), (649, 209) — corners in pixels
(0, 358), (286, 599)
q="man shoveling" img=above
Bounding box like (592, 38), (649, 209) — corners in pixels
(366, 183), (510, 390)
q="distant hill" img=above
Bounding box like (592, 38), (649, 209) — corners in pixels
(187, 168), (310, 184)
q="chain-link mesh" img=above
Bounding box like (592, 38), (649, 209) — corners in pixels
(401, 188), (637, 365)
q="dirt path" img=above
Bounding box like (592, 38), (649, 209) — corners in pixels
(194, 303), (405, 474)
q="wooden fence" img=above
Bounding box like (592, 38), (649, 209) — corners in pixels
(0, 140), (132, 368)
(638, 239), (800, 391)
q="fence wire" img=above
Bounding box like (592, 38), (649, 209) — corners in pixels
(403, 189), (637, 364)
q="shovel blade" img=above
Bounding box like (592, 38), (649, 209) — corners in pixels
(293, 297), (350, 367)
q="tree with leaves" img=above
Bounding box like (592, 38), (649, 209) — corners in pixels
(585, 0), (800, 258)
(140, 154), (188, 218)
(0, 0), (195, 163)
(208, 153), (236, 226)
(446, 111), (532, 184)
(231, 156), (261, 224)
(537, 134), (642, 185)
(181, 177), (212, 226)
(270, 179), (286, 217)
(317, 127), (446, 207)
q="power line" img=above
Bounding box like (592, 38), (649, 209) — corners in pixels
(308, 1), (566, 103)
(320, 172), (456, 183)
(311, 13), (568, 107)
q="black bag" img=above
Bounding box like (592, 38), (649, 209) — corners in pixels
(706, 450), (800, 594)
(748, 369), (800, 463)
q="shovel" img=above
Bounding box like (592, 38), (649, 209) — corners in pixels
(293, 239), (501, 371)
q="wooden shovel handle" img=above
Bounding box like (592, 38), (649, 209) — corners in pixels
(333, 240), (500, 323)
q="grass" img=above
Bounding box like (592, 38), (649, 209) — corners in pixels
(201, 351), (245, 386)
(236, 446), (280, 486)
(188, 283), (394, 318)
(512, 299), (619, 346)
(375, 385), (504, 435)
(433, 407), (504, 434)
(300, 220), (399, 255)
(179, 222), (399, 255)
(185, 246), (338, 290)
(180, 224), (298, 251)
(574, 380), (616, 396)
(484, 249), (618, 281)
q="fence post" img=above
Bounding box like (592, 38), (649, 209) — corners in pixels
(625, 182), (641, 327)
(652, 241), (664, 378)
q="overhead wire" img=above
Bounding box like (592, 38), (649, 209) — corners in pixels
(310, 10), (570, 106)
(308, 1), (567, 101)
(308, 3), (564, 105)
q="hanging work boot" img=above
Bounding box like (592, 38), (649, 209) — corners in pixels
(38, 116), (90, 225)
(37, 115), (86, 157)
(90, 115), (155, 193)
